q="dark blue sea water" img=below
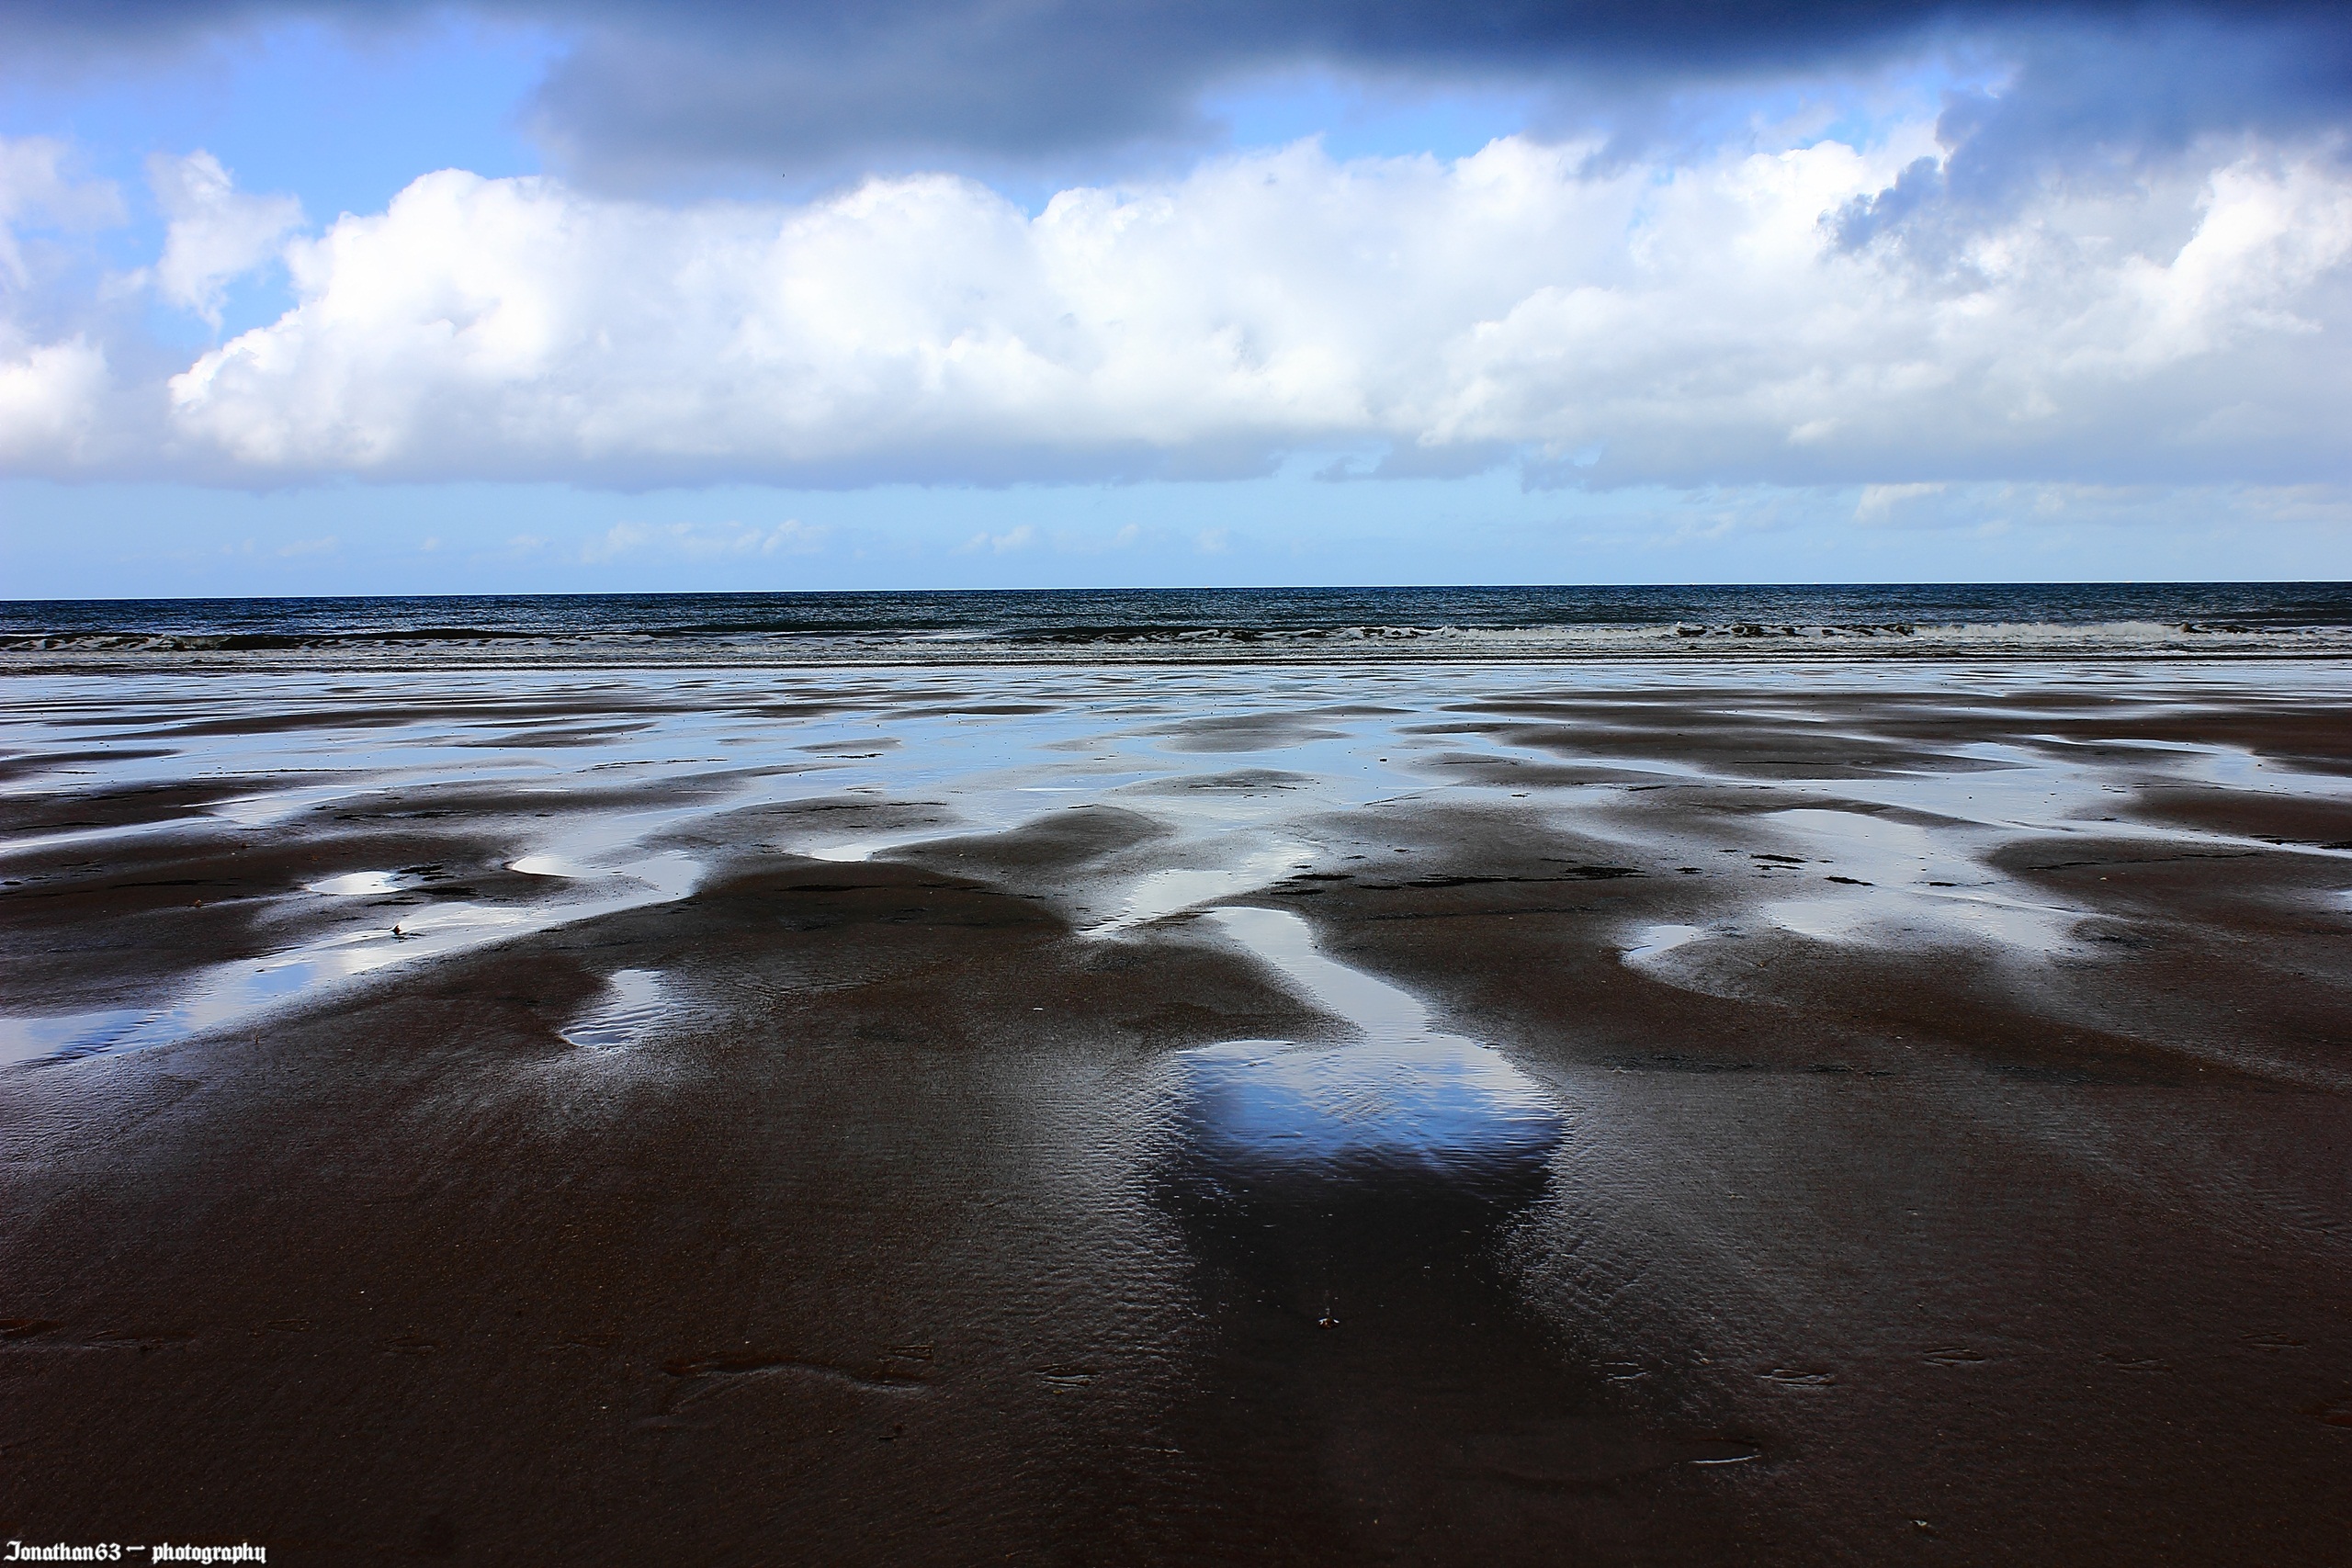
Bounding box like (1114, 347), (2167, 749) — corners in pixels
(4, 583), (2348, 663)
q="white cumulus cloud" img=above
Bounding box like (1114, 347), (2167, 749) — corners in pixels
(126, 130), (2352, 490)
(0, 336), (109, 463)
(148, 151), (303, 328)
(0, 138), (121, 468)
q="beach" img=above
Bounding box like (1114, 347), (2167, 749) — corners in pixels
(4, 658), (2349, 1562)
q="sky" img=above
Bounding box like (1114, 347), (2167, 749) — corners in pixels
(1, 0), (2348, 595)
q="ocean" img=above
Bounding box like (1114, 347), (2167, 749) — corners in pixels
(4, 581), (2350, 665)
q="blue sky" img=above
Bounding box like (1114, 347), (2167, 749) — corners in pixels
(2, 1), (2347, 595)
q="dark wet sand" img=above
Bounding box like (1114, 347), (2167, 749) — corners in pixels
(2, 664), (2350, 1563)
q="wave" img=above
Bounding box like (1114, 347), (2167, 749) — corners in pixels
(6, 615), (2350, 665)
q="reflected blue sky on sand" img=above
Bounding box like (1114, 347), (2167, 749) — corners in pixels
(560, 969), (671, 1051)
(6, 660), (2351, 1070)
(1176, 908), (1564, 1187)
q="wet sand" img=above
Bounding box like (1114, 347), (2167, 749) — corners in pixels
(2, 661), (2349, 1563)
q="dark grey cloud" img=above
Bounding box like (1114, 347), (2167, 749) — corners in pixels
(1837, 10), (2352, 258)
(522, 0), (2059, 176)
(3, 0), (2346, 191)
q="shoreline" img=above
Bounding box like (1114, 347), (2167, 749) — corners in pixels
(8, 644), (2352, 678)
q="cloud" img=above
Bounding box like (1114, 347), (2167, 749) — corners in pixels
(1854, 481), (1947, 525)
(0, 336), (108, 462)
(157, 130), (2352, 490)
(5, 3), (2343, 189)
(962, 525), (1037, 553)
(0, 136), (123, 287)
(146, 152), (304, 327)
(526, 2), (2352, 191)
(1833, 14), (2352, 264)
(581, 518), (826, 561)
(0, 139), (121, 465)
